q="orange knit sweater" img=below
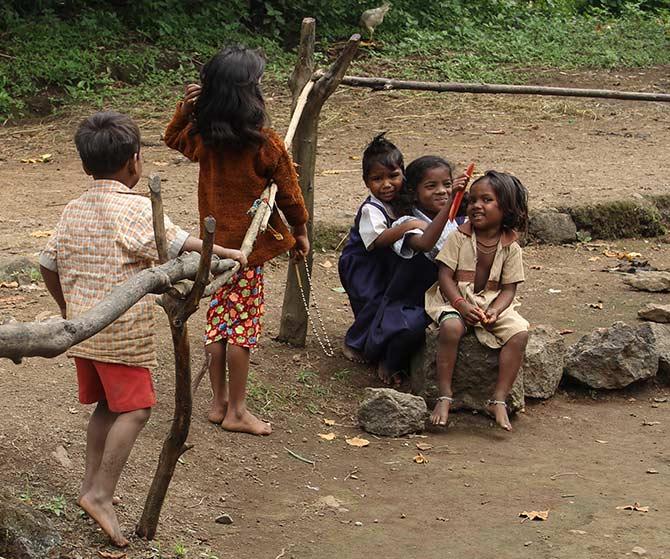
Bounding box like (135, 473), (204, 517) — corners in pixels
(164, 104), (309, 267)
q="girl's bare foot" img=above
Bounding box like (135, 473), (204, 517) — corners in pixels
(377, 362), (391, 385)
(207, 402), (228, 424)
(486, 400), (512, 431)
(79, 492), (128, 548)
(430, 396), (453, 426)
(221, 409), (272, 436)
(343, 343), (368, 364)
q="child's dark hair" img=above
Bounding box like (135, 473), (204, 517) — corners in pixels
(74, 111), (140, 176)
(193, 45), (267, 147)
(472, 170), (529, 232)
(393, 155), (453, 216)
(362, 132), (404, 182)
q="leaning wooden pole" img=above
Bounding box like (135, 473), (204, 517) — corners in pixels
(336, 74), (670, 103)
(137, 181), (215, 539)
(277, 26), (361, 346)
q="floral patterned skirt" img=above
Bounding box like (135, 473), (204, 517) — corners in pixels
(205, 265), (264, 348)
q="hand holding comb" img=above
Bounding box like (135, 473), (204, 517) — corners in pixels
(448, 162), (476, 222)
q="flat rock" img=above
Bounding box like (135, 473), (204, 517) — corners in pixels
(410, 329), (524, 413)
(0, 491), (61, 559)
(624, 271), (670, 293)
(215, 513), (233, 525)
(0, 256), (39, 285)
(528, 208), (576, 244)
(638, 303), (670, 323)
(521, 325), (565, 399)
(564, 322), (658, 389)
(358, 388), (427, 437)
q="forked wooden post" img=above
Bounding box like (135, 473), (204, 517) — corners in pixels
(278, 22), (360, 346)
(137, 178), (215, 540)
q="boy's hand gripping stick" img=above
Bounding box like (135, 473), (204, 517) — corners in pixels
(448, 162), (476, 222)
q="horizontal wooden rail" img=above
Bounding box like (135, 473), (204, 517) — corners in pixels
(333, 74), (670, 103)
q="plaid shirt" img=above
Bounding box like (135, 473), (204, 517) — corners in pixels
(40, 180), (188, 368)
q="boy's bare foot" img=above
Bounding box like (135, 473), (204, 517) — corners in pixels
(486, 400), (512, 431)
(430, 396), (453, 426)
(207, 402), (228, 424)
(221, 409), (272, 436)
(79, 492), (129, 548)
(343, 343), (368, 364)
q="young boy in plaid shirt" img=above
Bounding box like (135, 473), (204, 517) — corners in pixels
(40, 111), (245, 547)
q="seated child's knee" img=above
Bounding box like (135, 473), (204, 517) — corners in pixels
(439, 318), (465, 343)
(510, 330), (529, 349)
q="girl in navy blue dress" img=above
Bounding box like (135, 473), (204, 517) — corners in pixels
(338, 133), (425, 367)
(365, 156), (468, 384)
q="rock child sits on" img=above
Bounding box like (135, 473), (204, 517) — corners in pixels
(164, 45), (310, 436)
(425, 171), (529, 431)
(338, 133), (426, 371)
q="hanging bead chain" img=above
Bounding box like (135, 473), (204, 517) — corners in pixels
(294, 261), (335, 357)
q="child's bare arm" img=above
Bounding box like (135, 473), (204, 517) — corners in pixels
(181, 235), (248, 269)
(40, 266), (66, 318)
(374, 219), (426, 248)
(438, 264), (484, 325)
(484, 283), (518, 325)
(407, 174), (468, 252)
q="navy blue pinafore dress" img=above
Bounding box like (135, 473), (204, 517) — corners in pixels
(338, 197), (399, 353)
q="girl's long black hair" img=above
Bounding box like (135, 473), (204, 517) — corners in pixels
(392, 155), (453, 217)
(472, 170), (529, 233)
(192, 45), (267, 147)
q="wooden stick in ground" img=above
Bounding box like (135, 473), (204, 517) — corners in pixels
(277, 32), (361, 346)
(336, 74), (670, 103)
(136, 213), (216, 540)
(148, 174), (169, 263)
(288, 17), (315, 114)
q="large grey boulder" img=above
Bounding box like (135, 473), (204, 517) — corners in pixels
(623, 271), (670, 293)
(521, 325), (565, 399)
(649, 323), (670, 384)
(564, 322), (658, 389)
(0, 492), (61, 559)
(638, 303), (670, 323)
(410, 329), (525, 413)
(528, 208), (577, 245)
(358, 388), (427, 436)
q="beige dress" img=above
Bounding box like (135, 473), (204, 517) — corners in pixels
(424, 222), (528, 349)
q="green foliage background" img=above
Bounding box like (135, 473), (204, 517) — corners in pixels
(0, 0), (668, 120)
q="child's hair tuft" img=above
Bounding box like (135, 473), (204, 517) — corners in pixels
(193, 45), (267, 147)
(393, 155), (453, 216)
(362, 131), (404, 181)
(474, 171), (529, 233)
(74, 111), (140, 176)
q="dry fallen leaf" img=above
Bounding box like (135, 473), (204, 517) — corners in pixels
(345, 437), (370, 447)
(587, 302), (604, 309)
(588, 256), (600, 262)
(318, 432), (336, 441)
(30, 229), (53, 238)
(646, 469), (659, 474)
(616, 503), (649, 513)
(20, 158), (38, 164)
(519, 510), (549, 521)
(559, 329), (574, 335)
(530, 265), (543, 270)
(413, 453), (429, 464)
(0, 281), (19, 289)
(40, 153), (53, 162)
(642, 420), (660, 426)
(98, 551), (127, 559)
(152, 161), (169, 167)
(415, 442), (433, 451)
(319, 260), (333, 269)
(595, 439), (608, 444)
(323, 418), (336, 426)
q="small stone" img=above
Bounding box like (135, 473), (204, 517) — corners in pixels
(400, 513), (406, 519)
(215, 514), (233, 525)
(373, 519), (379, 523)
(632, 546), (647, 556)
(646, 469), (659, 474)
(358, 388), (427, 437)
(638, 303), (670, 323)
(528, 208), (576, 244)
(524, 541), (533, 547)
(521, 325), (565, 399)
(624, 271), (670, 293)
(354, 521), (363, 527)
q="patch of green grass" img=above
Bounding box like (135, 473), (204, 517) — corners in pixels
(331, 368), (352, 382)
(174, 542), (187, 558)
(297, 369), (318, 385)
(38, 495), (67, 517)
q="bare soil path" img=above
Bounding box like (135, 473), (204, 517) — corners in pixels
(1, 67), (669, 559)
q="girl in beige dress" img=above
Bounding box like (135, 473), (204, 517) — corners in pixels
(424, 171), (529, 431)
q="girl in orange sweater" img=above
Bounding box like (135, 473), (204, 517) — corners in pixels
(164, 46), (309, 436)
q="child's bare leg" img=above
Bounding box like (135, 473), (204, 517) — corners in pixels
(79, 407), (151, 547)
(431, 319), (465, 426)
(487, 331), (529, 431)
(221, 344), (271, 436)
(79, 401), (116, 502)
(206, 341), (228, 423)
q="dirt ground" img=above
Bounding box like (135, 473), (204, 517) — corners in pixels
(1, 67), (670, 559)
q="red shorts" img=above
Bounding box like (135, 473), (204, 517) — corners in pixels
(74, 357), (156, 413)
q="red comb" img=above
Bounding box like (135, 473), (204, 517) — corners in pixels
(448, 162), (475, 221)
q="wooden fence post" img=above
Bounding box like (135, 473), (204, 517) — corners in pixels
(278, 26), (360, 346)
